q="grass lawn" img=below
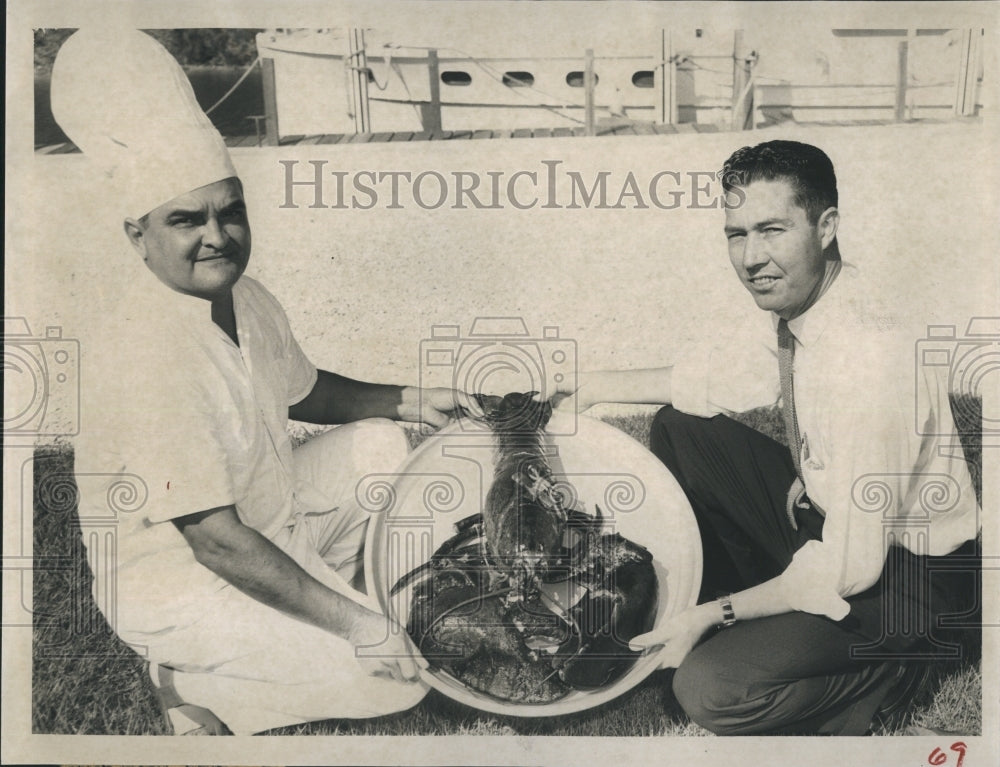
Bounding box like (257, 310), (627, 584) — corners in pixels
(32, 401), (982, 736)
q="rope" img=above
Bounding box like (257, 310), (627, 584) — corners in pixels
(204, 56), (261, 116)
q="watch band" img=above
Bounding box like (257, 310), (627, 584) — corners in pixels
(717, 594), (737, 627)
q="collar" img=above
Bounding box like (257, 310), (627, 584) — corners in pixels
(774, 261), (857, 347)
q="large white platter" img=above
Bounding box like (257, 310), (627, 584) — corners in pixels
(363, 410), (701, 717)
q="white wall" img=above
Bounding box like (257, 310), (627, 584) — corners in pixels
(12, 122), (996, 396)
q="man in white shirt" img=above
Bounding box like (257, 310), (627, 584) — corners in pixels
(553, 140), (980, 734)
(54, 28), (481, 735)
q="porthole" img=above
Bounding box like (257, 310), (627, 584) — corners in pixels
(441, 71), (472, 86)
(631, 70), (655, 88)
(503, 71), (534, 87)
(566, 71), (599, 87)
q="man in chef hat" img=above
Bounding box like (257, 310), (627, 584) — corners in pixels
(53, 27), (480, 735)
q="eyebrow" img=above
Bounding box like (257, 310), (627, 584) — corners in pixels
(219, 199), (247, 214)
(164, 199), (246, 218)
(724, 217), (794, 234)
(164, 206), (203, 218)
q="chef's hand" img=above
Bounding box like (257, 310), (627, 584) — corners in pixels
(398, 386), (484, 429)
(348, 609), (428, 683)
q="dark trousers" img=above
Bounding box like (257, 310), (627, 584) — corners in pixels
(650, 406), (978, 735)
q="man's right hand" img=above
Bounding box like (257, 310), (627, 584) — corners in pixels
(541, 369), (589, 413)
(347, 608), (427, 683)
(544, 368), (676, 413)
(175, 505), (427, 684)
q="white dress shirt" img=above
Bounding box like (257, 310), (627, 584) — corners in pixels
(670, 264), (979, 619)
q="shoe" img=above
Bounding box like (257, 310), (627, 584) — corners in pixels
(147, 662), (231, 735)
(872, 661), (934, 732)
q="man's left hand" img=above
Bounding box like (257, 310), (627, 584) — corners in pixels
(398, 386), (484, 429)
(629, 603), (718, 669)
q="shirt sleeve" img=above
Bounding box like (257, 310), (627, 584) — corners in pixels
(285, 328), (318, 406)
(671, 315), (780, 416)
(241, 277), (318, 405)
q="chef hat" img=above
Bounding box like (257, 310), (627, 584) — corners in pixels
(51, 27), (238, 219)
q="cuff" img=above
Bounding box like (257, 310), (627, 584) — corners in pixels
(779, 541), (851, 621)
(288, 365), (319, 407)
(670, 347), (713, 416)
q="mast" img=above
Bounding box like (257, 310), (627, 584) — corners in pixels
(349, 28), (371, 133)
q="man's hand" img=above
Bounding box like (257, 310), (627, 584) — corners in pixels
(630, 576), (805, 669)
(545, 369), (587, 413)
(543, 368), (675, 413)
(175, 505), (427, 684)
(628, 603), (720, 669)
(398, 386), (483, 429)
(347, 608), (428, 683)
(290, 371), (483, 428)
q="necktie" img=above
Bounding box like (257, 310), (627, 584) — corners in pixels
(777, 318), (802, 481)
(775, 261), (841, 528)
(777, 318), (807, 529)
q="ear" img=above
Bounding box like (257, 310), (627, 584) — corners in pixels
(123, 218), (147, 260)
(817, 207), (839, 251)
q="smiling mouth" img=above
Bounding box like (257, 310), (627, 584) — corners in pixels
(196, 253), (239, 263)
(748, 275), (780, 288)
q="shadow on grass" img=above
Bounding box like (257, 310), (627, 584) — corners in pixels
(32, 397), (982, 735)
(263, 671), (699, 737)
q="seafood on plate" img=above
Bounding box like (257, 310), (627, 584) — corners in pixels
(391, 392), (658, 705)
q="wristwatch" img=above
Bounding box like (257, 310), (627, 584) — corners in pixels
(717, 594), (737, 628)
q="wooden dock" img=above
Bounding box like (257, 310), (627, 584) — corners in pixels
(241, 120), (727, 146)
(35, 116), (974, 154)
(35, 120), (727, 154)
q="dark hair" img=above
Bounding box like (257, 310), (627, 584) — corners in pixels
(720, 140), (837, 223)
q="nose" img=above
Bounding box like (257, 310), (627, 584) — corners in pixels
(201, 216), (229, 250)
(741, 232), (769, 271)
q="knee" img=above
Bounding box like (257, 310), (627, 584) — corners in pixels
(672, 655), (750, 736)
(346, 418), (410, 471)
(649, 405), (678, 451)
(649, 405), (699, 469)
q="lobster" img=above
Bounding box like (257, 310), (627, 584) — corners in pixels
(391, 392), (658, 704)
